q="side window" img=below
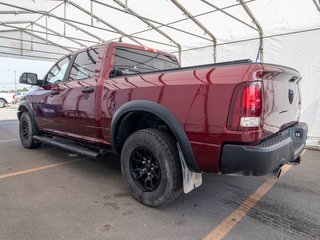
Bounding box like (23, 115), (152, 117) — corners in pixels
(68, 48), (100, 81)
(46, 57), (71, 84)
(113, 47), (179, 76)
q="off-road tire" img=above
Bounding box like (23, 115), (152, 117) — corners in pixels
(121, 128), (182, 207)
(19, 112), (42, 148)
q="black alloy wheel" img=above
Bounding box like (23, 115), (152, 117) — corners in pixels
(20, 118), (30, 141)
(129, 147), (161, 192)
(19, 112), (42, 148)
(121, 128), (182, 207)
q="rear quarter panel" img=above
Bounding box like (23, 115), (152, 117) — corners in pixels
(185, 64), (252, 172)
(100, 71), (201, 142)
(101, 63), (252, 173)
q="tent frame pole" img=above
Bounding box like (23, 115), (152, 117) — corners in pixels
(112, 0), (182, 64)
(312, 0), (320, 12)
(67, 1), (142, 45)
(170, 0), (217, 62)
(238, 0), (264, 62)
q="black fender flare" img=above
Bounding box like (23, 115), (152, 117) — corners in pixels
(17, 100), (39, 130)
(110, 100), (200, 172)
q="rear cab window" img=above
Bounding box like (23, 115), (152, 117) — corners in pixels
(112, 47), (180, 76)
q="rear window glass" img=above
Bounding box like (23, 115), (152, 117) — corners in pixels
(113, 47), (179, 76)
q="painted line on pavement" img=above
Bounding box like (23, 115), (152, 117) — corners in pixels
(0, 159), (82, 180)
(0, 139), (18, 143)
(203, 150), (307, 240)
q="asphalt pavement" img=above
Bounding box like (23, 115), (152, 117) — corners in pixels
(0, 107), (319, 240)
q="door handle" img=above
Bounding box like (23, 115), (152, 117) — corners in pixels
(82, 87), (94, 94)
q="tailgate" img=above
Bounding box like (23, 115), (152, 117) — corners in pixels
(261, 64), (302, 136)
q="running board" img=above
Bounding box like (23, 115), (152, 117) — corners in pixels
(33, 135), (105, 159)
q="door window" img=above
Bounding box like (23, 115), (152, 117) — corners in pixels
(68, 48), (100, 81)
(46, 56), (71, 84)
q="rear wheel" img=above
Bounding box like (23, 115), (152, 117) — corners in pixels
(0, 99), (6, 108)
(19, 112), (41, 149)
(121, 129), (182, 207)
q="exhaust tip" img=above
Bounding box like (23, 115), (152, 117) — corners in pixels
(289, 156), (301, 165)
(272, 167), (282, 179)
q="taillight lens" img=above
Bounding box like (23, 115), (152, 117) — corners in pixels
(242, 83), (262, 116)
(227, 81), (263, 130)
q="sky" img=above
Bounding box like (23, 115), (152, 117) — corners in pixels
(0, 56), (54, 91)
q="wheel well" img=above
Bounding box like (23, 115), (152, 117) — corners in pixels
(115, 111), (174, 154)
(0, 98), (7, 104)
(17, 105), (28, 120)
(111, 100), (199, 172)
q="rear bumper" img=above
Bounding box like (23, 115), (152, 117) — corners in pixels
(220, 122), (308, 176)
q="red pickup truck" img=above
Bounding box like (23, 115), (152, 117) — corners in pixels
(18, 42), (307, 207)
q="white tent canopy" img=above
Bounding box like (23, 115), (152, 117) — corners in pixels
(0, 0), (320, 138)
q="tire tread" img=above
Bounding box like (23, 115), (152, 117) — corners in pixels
(121, 128), (182, 207)
(19, 112), (41, 149)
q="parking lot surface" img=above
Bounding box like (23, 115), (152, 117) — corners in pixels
(0, 108), (319, 240)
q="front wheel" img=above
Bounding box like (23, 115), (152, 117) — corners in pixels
(19, 112), (41, 149)
(121, 129), (182, 207)
(0, 99), (6, 108)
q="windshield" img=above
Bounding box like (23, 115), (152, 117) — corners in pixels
(113, 47), (180, 76)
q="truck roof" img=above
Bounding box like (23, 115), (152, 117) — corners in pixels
(68, 41), (178, 62)
(112, 42), (177, 59)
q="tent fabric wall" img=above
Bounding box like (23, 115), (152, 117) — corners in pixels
(0, 30), (69, 61)
(181, 29), (320, 138)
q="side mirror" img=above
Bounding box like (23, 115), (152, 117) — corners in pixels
(109, 69), (123, 78)
(19, 72), (42, 85)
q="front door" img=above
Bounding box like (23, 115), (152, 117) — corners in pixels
(58, 46), (105, 142)
(32, 56), (71, 134)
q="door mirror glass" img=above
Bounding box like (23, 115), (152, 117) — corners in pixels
(19, 72), (40, 85)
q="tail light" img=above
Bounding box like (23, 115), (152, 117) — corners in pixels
(227, 81), (262, 130)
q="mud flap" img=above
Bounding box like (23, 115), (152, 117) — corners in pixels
(177, 144), (202, 193)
